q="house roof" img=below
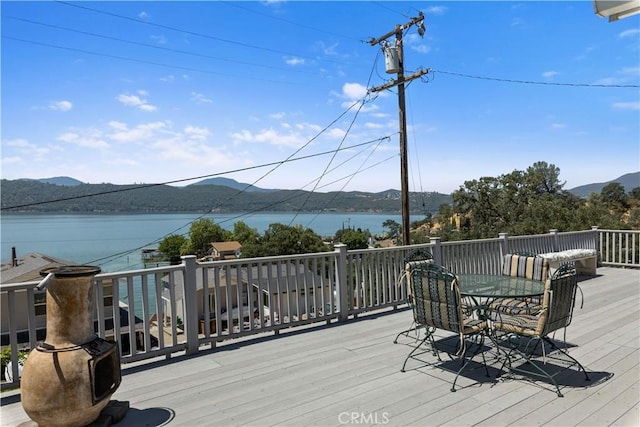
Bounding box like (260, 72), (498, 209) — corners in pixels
(1, 252), (76, 284)
(210, 241), (242, 253)
(163, 264), (329, 301)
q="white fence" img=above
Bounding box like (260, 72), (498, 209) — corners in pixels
(2, 227), (636, 390)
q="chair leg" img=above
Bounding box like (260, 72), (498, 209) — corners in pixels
(394, 321), (418, 343)
(499, 335), (578, 397)
(543, 337), (591, 381)
(401, 329), (435, 372)
(451, 333), (489, 392)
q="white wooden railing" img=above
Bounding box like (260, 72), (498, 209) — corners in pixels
(2, 227), (637, 390)
(599, 229), (640, 267)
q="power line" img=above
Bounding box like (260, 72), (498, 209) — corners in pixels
(3, 36), (312, 87)
(88, 153), (399, 266)
(433, 69), (640, 88)
(55, 1), (348, 66)
(221, 1), (360, 41)
(305, 138), (392, 229)
(4, 16), (327, 77)
(1, 137), (391, 211)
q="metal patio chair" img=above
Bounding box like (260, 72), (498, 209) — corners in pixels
(393, 248), (433, 343)
(400, 263), (489, 392)
(489, 253), (550, 316)
(492, 263), (590, 397)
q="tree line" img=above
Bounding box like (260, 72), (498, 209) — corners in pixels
(157, 161), (638, 259)
(0, 179), (452, 214)
(425, 162), (639, 242)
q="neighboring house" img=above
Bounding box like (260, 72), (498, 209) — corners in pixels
(1, 251), (76, 345)
(209, 241), (242, 261)
(162, 263), (333, 331)
(0, 251), (147, 353)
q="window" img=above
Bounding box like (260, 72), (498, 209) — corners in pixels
(34, 291), (46, 316)
(103, 283), (113, 307)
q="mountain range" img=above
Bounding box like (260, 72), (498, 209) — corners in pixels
(3, 172), (637, 214)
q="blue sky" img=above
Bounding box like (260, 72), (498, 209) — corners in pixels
(2, 1), (639, 194)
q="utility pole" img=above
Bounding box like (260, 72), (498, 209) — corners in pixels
(369, 13), (428, 247)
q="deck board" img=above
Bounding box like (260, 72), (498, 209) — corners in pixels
(1, 267), (638, 427)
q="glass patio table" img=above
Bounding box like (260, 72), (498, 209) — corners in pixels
(458, 274), (545, 299)
(457, 274), (545, 321)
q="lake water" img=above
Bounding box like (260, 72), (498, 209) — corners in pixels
(1, 212), (402, 272)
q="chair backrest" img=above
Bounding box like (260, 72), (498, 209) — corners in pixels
(544, 263), (579, 335)
(403, 249), (434, 297)
(535, 263), (578, 336)
(409, 264), (464, 334)
(502, 253), (549, 282)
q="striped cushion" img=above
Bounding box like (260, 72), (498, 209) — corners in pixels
(491, 312), (539, 335)
(502, 254), (549, 281)
(489, 297), (543, 315)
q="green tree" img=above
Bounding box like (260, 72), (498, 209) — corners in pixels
(382, 219), (401, 242)
(450, 162), (598, 239)
(629, 187), (640, 201)
(525, 161), (564, 195)
(232, 221), (260, 246)
(158, 234), (187, 263)
(336, 228), (370, 250)
(243, 223), (329, 257)
(601, 182), (628, 211)
(182, 218), (232, 258)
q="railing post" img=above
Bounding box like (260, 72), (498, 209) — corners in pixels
(499, 232), (509, 257)
(430, 237), (442, 265)
(591, 226), (599, 251)
(591, 226), (601, 265)
(181, 255), (199, 355)
(549, 229), (559, 252)
(334, 244), (349, 322)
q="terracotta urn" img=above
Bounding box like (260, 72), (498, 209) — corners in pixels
(21, 265), (121, 427)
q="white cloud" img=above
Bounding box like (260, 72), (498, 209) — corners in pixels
(270, 112), (286, 120)
(184, 125), (211, 140)
(594, 66), (640, 86)
(108, 121), (128, 131)
(365, 122), (384, 129)
(117, 93), (157, 112)
(342, 82), (368, 101)
(5, 138), (33, 148)
(139, 104), (158, 112)
(405, 34), (431, 54)
(190, 92), (213, 104)
(160, 75), (175, 82)
(57, 130), (110, 149)
(619, 28), (640, 38)
(314, 41), (339, 56)
(325, 128), (346, 139)
(230, 128), (306, 148)
(49, 100), (73, 111)
(138, 11), (149, 19)
(551, 123), (567, 129)
(612, 101), (640, 110)
(285, 57), (305, 66)
(542, 71), (558, 79)
(425, 6), (447, 15)
(109, 121), (170, 143)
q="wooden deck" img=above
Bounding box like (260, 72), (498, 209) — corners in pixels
(1, 267), (638, 426)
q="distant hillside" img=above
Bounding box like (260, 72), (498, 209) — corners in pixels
(569, 172), (640, 198)
(1, 179), (452, 214)
(34, 176), (84, 186)
(190, 177), (275, 192)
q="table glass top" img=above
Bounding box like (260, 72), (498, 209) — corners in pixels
(458, 274), (545, 298)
